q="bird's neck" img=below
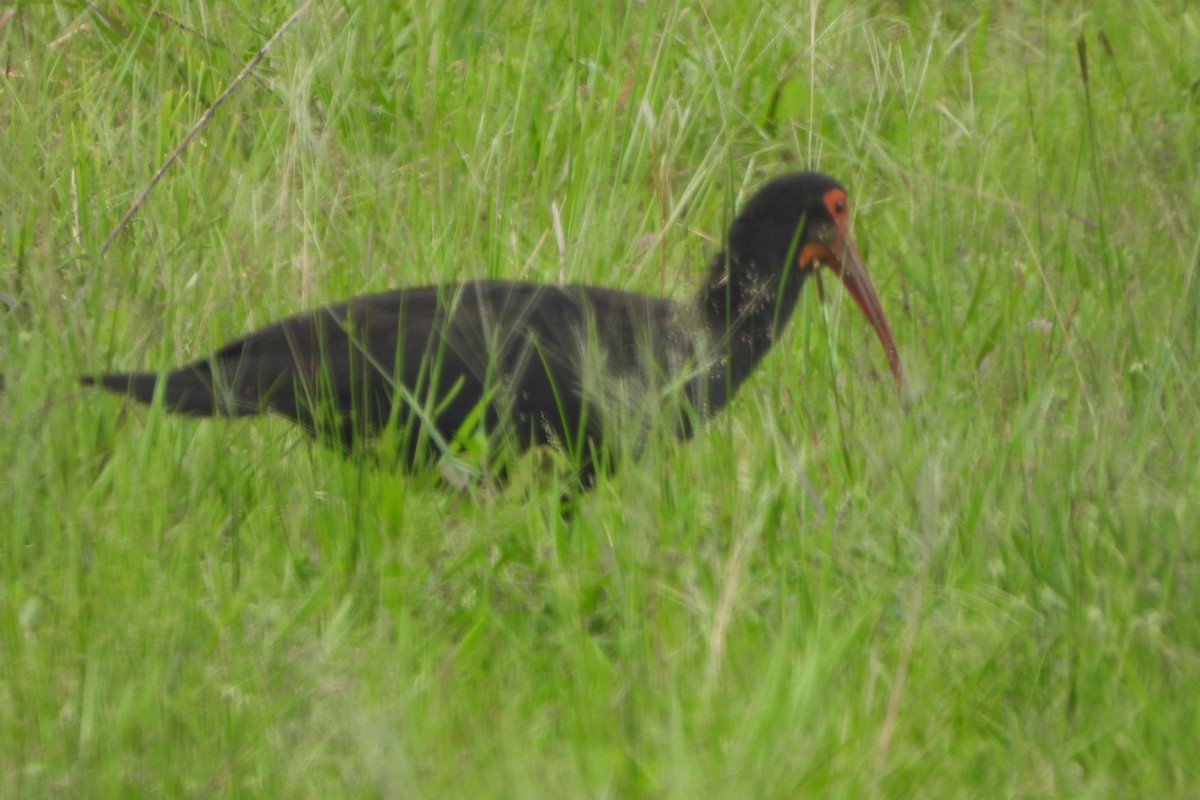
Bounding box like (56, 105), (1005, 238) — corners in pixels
(695, 250), (805, 407)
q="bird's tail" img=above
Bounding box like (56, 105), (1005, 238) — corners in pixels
(81, 365), (223, 416)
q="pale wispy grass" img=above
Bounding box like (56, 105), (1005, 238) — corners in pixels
(1, 1), (1197, 797)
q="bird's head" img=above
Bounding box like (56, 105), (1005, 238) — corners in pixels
(727, 171), (905, 390)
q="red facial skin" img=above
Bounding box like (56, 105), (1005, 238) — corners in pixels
(799, 188), (904, 391)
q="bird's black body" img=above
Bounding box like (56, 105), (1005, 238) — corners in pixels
(85, 172), (902, 487)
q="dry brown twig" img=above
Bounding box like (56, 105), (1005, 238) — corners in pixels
(99, 1), (313, 256)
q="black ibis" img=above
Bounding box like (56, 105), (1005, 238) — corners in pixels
(84, 172), (903, 487)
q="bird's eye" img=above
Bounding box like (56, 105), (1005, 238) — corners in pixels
(835, 198), (846, 214)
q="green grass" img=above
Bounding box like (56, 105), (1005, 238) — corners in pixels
(3, 1), (1199, 796)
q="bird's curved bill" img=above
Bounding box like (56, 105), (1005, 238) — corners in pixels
(833, 235), (904, 391)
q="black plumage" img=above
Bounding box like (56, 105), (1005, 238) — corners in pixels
(85, 172), (902, 486)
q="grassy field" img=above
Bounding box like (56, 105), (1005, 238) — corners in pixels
(2, 1), (1198, 796)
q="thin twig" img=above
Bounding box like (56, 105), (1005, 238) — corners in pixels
(99, 1), (313, 256)
(877, 572), (925, 760)
(894, 166), (1099, 230)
